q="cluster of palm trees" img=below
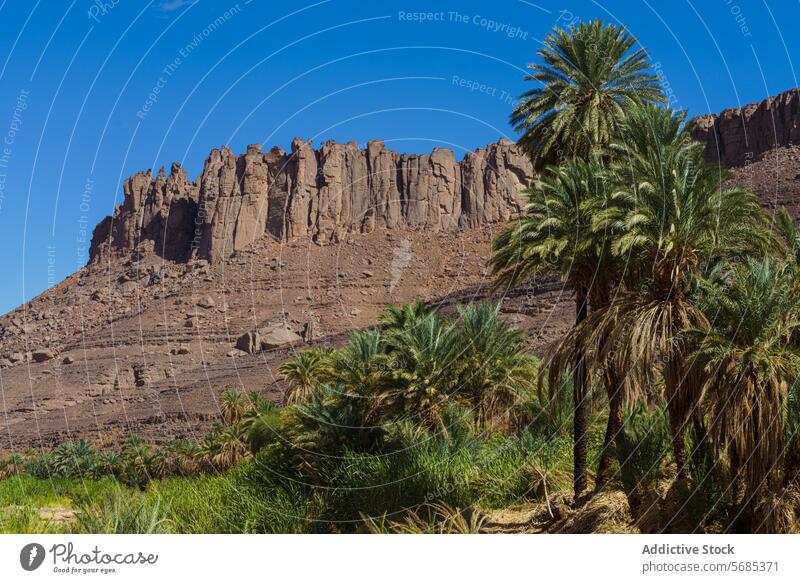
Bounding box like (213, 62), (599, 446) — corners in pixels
(0, 390), (274, 486)
(280, 301), (538, 432)
(492, 18), (800, 526)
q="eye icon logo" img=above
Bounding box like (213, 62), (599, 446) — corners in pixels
(20, 543), (46, 571)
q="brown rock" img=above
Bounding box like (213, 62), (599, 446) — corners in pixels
(197, 295), (215, 309)
(62, 355), (75, 365)
(32, 349), (55, 363)
(261, 328), (302, 349)
(235, 331), (262, 354)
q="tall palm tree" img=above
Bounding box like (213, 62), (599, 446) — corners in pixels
(577, 107), (777, 479)
(491, 157), (615, 497)
(688, 257), (800, 521)
(511, 19), (664, 169)
(280, 348), (333, 404)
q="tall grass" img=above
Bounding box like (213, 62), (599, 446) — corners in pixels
(77, 487), (170, 534)
(614, 406), (670, 491)
(147, 465), (321, 533)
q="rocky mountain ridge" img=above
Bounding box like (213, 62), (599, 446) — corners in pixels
(90, 88), (800, 270)
(89, 138), (534, 263)
(691, 87), (800, 167)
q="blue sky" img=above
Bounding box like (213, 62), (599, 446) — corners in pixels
(0, 0), (797, 314)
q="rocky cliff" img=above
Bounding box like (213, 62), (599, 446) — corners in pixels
(691, 87), (800, 167)
(89, 138), (533, 263)
(89, 88), (800, 265)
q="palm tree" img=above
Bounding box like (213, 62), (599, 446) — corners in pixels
(246, 390), (274, 414)
(577, 107), (777, 480)
(454, 303), (539, 425)
(0, 452), (24, 478)
(95, 450), (122, 478)
(374, 313), (461, 430)
(280, 348), (332, 404)
(197, 432), (224, 473)
(491, 157), (615, 497)
(220, 390), (247, 426)
(121, 436), (154, 487)
(327, 330), (386, 397)
(147, 448), (169, 480)
(218, 423), (250, 468)
(380, 300), (435, 336)
(175, 440), (201, 475)
(777, 207), (800, 266)
(688, 257), (800, 520)
(511, 19), (664, 169)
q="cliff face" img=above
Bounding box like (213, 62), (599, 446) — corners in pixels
(89, 88), (800, 265)
(691, 88), (800, 167)
(89, 138), (533, 263)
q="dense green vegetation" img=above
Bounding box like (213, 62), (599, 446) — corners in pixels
(4, 18), (800, 533)
(492, 18), (800, 530)
(0, 303), (589, 533)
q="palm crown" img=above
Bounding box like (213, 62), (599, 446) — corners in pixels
(512, 19), (664, 168)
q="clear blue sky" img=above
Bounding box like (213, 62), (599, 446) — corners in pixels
(0, 0), (797, 314)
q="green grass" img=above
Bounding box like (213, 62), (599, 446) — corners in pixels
(0, 415), (608, 533)
(0, 474), (118, 508)
(145, 466), (321, 533)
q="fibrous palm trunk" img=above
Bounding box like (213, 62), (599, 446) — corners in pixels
(664, 358), (690, 481)
(573, 285), (590, 499)
(597, 367), (623, 487)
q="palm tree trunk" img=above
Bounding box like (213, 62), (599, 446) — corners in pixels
(573, 285), (589, 499)
(597, 368), (623, 487)
(667, 399), (688, 480)
(664, 357), (690, 481)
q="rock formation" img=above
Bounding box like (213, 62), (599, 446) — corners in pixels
(691, 87), (800, 167)
(89, 138), (533, 263)
(87, 89), (800, 263)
